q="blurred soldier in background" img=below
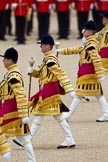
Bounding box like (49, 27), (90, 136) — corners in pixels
(55, 0), (72, 40)
(5, 0), (13, 36)
(91, 0), (108, 31)
(0, 0), (9, 41)
(11, 0), (32, 44)
(91, 0), (99, 31)
(27, 0), (34, 36)
(34, 0), (53, 40)
(72, 0), (91, 39)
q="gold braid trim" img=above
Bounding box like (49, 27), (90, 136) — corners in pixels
(45, 55), (60, 67)
(76, 74), (98, 83)
(4, 123), (30, 137)
(102, 58), (108, 74)
(32, 104), (61, 116)
(31, 94), (61, 116)
(38, 95), (61, 109)
(2, 119), (22, 132)
(28, 95), (62, 109)
(0, 127), (11, 155)
(0, 117), (3, 125)
(3, 112), (19, 120)
(76, 74), (102, 96)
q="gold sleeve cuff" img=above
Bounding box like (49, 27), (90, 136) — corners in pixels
(31, 69), (39, 78)
(0, 127), (11, 155)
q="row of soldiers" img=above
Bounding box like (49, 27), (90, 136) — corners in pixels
(0, 0), (108, 44)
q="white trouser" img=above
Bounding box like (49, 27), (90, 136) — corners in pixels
(63, 96), (81, 121)
(69, 95), (108, 115)
(30, 114), (75, 146)
(16, 135), (36, 162)
(53, 114), (75, 145)
(30, 116), (44, 140)
(97, 95), (108, 116)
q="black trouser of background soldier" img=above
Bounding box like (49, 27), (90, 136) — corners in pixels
(92, 7), (104, 31)
(5, 8), (12, 35)
(77, 11), (89, 39)
(57, 11), (70, 39)
(37, 12), (50, 40)
(15, 16), (26, 44)
(0, 11), (6, 40)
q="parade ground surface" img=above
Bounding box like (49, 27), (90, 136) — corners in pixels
(1, 10), (108, 162)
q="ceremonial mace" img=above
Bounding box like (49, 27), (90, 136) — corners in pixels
(55, 41), (60, 57)
(28, 58), (35, 101)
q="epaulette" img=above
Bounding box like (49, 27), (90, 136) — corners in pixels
(0, 71), (24, 89)
(7, 71), (24, 86)
(86, 39), (97, 50)
(45, 55), (60, 67)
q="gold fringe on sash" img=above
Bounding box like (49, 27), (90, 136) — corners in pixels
(2, 119), (22, 133)
(0, 128), (11, 155)
(32, 104), (61, 116)
(4, 123), (30, 137)
(76, 74), (102, 96)
(31, 94), (61, 116)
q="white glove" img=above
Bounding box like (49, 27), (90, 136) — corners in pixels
(32, 3), (36, 11)
(2, 152), (11, 160)
(90, 3), (94, 10)
(28, 67), (33, 73)
(51, 4), (56, 10)
(22, 117), (29, 124)
(49, 4), (53, 10)
(82, 36), (86, 47)
(5, 4), (9, 10)
(71, 2), (75, 9)
(68, 91), (75, 98)
(98, 76), (105, 83)
(55, 49), (62, 55)
(11, 3), (17, 10)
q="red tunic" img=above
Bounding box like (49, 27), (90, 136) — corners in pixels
(98, 0), (108, 11)
(75, 0), (91, 11)
(55, 0), (71, 12)
(0, 0), (8, 10)
(35, 0), (50, 13)
(12, 0), (32, 16)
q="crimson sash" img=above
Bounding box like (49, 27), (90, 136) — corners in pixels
(1, 98), (20, 130)
(99, 47), (108, 58)
(30, 81), (65, 103)
(78, 63), (95, 77)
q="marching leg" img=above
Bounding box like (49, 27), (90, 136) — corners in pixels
(63, 97), (81, 121)
(54, 114), (75, 149)
(30, 115), (44, 140)
(17, 135), (36, 162)
(96, 95), (108, 122)
(12, 116), (43, 147)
